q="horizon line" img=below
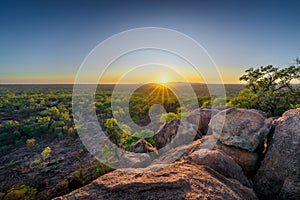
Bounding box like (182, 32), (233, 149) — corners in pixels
(0, 82), (247, 85)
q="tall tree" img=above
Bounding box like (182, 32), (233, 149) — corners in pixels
(231, 65), (300, 116)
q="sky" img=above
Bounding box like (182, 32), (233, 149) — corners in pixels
(0, 0), (300, 84)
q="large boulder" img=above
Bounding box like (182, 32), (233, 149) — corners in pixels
(253, 108), (300, 199)
(180, 136), (259, 177)
(210, 107), (272, 152)
(154, 119), (180, 149)
(187, 149), (251, 187)
(55, 160), (257, 200)
(154, 119), (200, 150)
(214, 141), (259, 177)
(187, 108), (219, 134)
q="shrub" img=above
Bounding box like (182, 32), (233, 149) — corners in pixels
(125, 129), (156, 149)
(4, 185), (37, 200)
(56, 179), (69, 191)
(26, 138), (36, 148)
(201, 100), (211, 107)
(160, 112), (179, 122)
(73, 159), (112, 185)
(30, 158), (41, 168)
(212, 97), (227, 107)
(41, 147), (51, 161)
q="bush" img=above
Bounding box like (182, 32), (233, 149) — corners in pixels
(73, 159), (112, 185)
(125, 129), (156, 149)
(201, 100), (211, 107)
(160, 112), (179, 122)
(26, 138), (36, 147)
(30, 158), (41, 168)
(41, 147), (51, 160)
(4, 185), (37, 200)
(212, 97), (227, 107)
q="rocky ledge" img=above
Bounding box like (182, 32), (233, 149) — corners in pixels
(54, 108), (300, 200)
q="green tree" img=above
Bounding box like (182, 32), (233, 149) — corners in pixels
(212, 97), (227, 107)
(104, 118), (129, 147)
(239, 65), (300, 94)
(160, 112), (179, 122)
(231, 65), (300, 116)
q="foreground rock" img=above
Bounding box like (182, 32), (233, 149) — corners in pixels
(214, 142), (259, 177)
(55, 159), (257, 200)
(187, 149), (252, 187)
(210, 107), (272, 152)
(55, 137), (258, 200)
(253, 108), (300, 200)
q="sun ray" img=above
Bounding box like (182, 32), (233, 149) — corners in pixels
(161, 86), (165, 104)
(156, 87), (162, 103)
(165, 86), (170, 103)
(147, 85), (160, 98)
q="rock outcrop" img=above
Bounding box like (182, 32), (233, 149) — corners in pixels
(55, 162), (257, 200)
(55, 138), (258, 200)
(253, 108), (300, 200)
(210, 107), (271, 152)
(55, 108), (300, 200)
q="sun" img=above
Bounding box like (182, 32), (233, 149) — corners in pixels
(159, 76), (168, 84)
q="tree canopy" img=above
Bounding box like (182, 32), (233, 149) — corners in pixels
(230, 65), (300, 116)
(239, 65), (300, 94)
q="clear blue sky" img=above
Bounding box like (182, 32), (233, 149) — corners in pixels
(0, 0), (299, 83)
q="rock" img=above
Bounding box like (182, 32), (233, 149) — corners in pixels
(154, 119), (200, 150)
(54, 160), (258, 200)
(180, 137), (259, 177)
(55, 135), (259, 200)
(278, 178), (300, 200)
(253, 108), (300, 200)
(129, 139), (158, 155)
(173, 121), (202, 146)
(214, 106), (232, 111)
(214, 142), (259, 177)
(210, 107), (272, 152)
(118, 152), (151, 168)
(151, 144), (190, 165)
(154, 119), (180, 149)
(250, 109), (267, 118)
(187, 108), (219, 134)
(187, 149), (251, 187)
